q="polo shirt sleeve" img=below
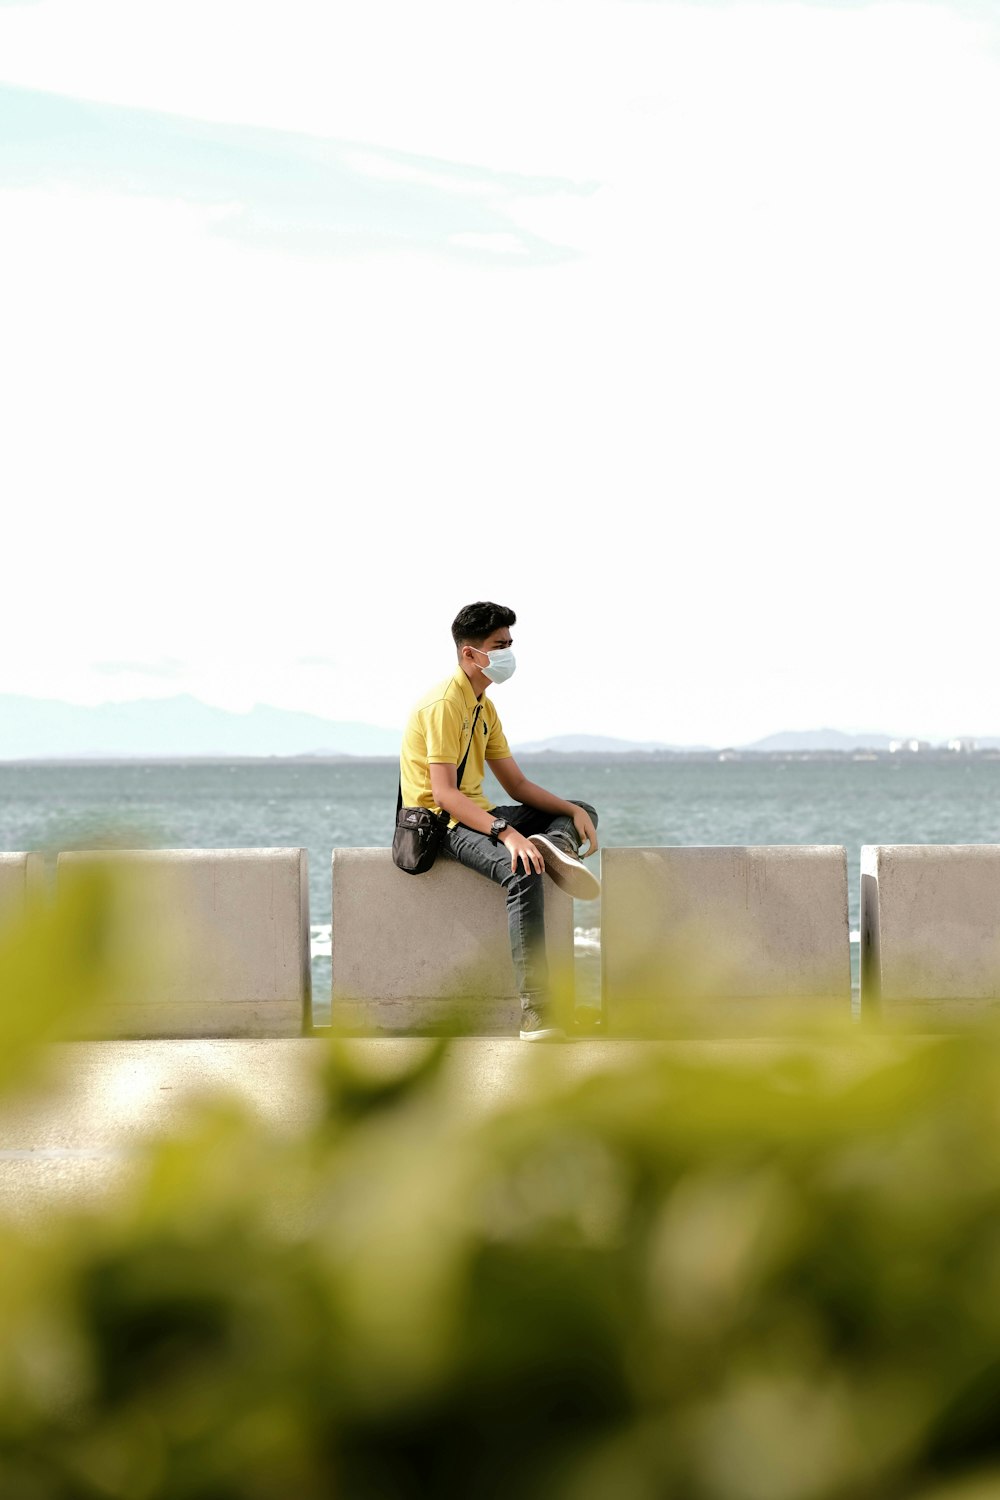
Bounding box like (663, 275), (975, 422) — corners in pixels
(485, 712), (512, 761)
(422, 696), (464, 765)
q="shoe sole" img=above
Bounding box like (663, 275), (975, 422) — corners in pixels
(529, 835), (601, 901)
(519, 1026), (566, 1042)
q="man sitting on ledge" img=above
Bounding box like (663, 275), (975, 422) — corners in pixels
(400, 600), (600, 1041)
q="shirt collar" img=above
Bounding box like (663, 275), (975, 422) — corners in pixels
(452, 666), (483, 710)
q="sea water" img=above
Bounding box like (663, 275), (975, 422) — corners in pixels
(3, 756), (1000, 1018)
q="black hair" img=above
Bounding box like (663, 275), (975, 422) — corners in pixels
(451, 601), (516, 653)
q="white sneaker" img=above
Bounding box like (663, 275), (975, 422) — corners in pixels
(529, 835), (601, 901)
(519, 1001), (566, 1041)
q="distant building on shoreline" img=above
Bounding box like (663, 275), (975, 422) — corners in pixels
(889, 739), (932, 754)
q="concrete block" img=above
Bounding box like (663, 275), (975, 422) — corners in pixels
(0, 853), (45, 934)
(330, 848), (575, 1034)
(57, 849), (311, 1038)
(601, 846), (851, 1034)
(861, 845), (1000, 1024)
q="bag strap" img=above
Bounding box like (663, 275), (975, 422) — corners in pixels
(456, 704), (483, 788)
(397, 702), (483, 814)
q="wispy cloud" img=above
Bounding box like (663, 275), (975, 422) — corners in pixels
(626, 0), (995, 9)
(0, 83), (594, 264)
(92, 658), (187, 678)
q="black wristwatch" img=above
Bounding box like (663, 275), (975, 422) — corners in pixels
(489, 818), (509, 845)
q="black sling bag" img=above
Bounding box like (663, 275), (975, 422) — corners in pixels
(392, 704), (482, 875)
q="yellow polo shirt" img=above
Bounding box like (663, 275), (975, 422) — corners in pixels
(400, 667), (513, 820)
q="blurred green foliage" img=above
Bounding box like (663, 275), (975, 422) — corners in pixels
(2, 877), (1000, 1499)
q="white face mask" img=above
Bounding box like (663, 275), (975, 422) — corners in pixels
(473, 645), (516, 684)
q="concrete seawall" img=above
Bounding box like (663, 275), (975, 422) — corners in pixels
(4, 844), (1000, 1037)
(331, 847), (574, 1033)
(57, 849), (311, 1038)
(862, 844), (1000, 1024)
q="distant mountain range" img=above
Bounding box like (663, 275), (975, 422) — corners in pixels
(742, 728), (1000, 752)
(1, 696), (995, 760)
(741, 729), (895, 752)
(513, 734), (711, 754)
(0, 694), (401, 760)
(515, 730), (899, 754)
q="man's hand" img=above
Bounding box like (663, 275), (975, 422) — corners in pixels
(572, 807), (599, 857)
(501, 828), (545, 876)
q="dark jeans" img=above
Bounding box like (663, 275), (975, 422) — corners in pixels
(443, 799), (598, 1004)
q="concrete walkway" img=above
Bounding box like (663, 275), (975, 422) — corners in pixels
(0, 1035), (909, 1217)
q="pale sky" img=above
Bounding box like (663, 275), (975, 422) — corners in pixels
(2, 0), (998, 746)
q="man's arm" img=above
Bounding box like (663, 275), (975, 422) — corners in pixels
(429, 764), (545, 876)
(489, 757), (599, 855)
